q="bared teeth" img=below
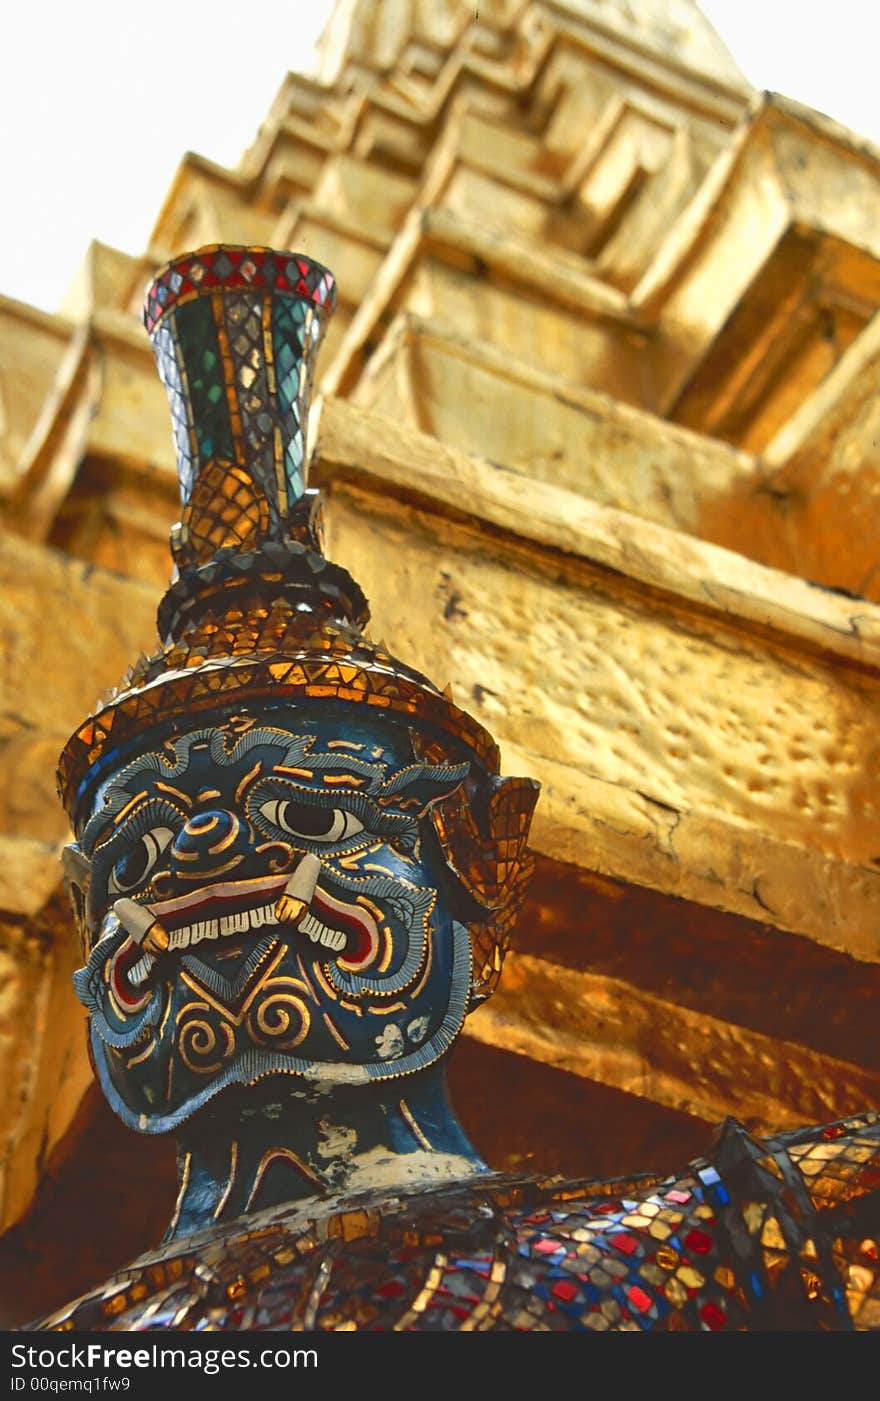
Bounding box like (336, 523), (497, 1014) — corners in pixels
(300, 911), (347, 952)
(167, 902), (282, 949)
(115, 881), (355, 963)
(165, 899), (349, 955)
(129, 955), (154, 987)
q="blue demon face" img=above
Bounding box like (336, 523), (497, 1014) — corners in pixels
(70, 708), (472, 1132)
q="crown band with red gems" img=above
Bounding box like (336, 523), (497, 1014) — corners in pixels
(144, 245), (337, 336)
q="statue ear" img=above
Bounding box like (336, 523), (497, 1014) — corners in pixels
(430, 773), (541, 1006)
(61, 843), (92, 954)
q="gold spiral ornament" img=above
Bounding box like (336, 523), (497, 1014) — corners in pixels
(177, 1005), (236, 1073)
(246, 979), (311, 1050)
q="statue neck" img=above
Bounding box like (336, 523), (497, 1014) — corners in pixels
(166, 1064), (487, 1241)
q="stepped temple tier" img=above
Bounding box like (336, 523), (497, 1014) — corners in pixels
(0, 0), (878, 1331)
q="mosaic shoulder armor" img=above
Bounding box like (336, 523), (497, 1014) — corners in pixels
(33, 1112), (880, 1332)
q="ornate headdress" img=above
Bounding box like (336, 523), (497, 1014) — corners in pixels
(57, 245), (538, 1001)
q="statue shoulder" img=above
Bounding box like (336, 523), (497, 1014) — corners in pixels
(25, 1118), (880, 1331)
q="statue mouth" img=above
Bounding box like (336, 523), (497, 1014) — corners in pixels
(114, 871), (380, 992)
(153, 874), (291, 948)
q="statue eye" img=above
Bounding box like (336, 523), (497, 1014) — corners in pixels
(258, 800), (363, 843)
(108, 827), (174, 895)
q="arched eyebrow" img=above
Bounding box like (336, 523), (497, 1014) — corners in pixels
(261, 755), (469, 810)
(79, 728), (220, 850)
(375, 761), (470, 811)
(250, 734), (469, 807)
(81, 769), (193, 856)
(82, 785), (152, 854)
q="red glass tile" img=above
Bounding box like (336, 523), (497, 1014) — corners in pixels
(613, 1233), (640, 1256)
(627, 1285), (653, 1314)
(684, 1229), (713, 1255)
(700, 1301), (726, 1331)
(551, 1280), (579, 1303)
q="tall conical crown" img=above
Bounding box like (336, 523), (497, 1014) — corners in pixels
(144, 244), (367, 644)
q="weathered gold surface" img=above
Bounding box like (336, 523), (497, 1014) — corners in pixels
(0, 533), (157, 845)
(0, 536), (157, 1229)
(0, 896), (90, 1231)
(346, 313), (760, 532)
(0, 298), (72, 500)
(1, 0), (879, 1299)
(466, 950), (880, 1132)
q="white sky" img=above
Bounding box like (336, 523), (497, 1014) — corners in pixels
(2, 0), (880, 315)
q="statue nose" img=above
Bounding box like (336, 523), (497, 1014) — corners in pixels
(172, 810), (248, 869)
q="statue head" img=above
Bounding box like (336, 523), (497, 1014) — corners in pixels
(57, 246), (538, 1134)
